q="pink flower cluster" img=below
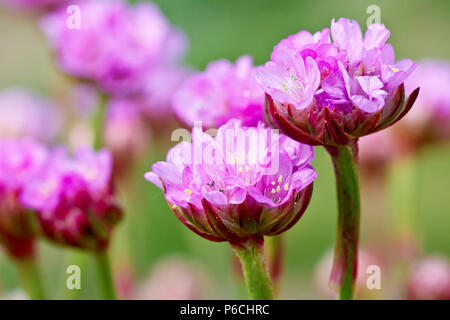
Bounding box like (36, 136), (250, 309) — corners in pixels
(257, 18), (418, 146)
(173, 56), (265, 128)
(0, 138), (121, 256)
(41, 0), (187, 96)
(145, 120), (316, 243)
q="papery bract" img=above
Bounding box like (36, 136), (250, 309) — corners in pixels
(145, 120), (316, 244)
(173, 56), (265, 129)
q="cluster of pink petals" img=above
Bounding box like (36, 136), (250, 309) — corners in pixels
(41, 0), (187, 95)
(173, 56), (265, 129)
(256, 18), (418, 146)
(20, 147), (122, 250)
(145, 119), (316, 243)
(0, 88), (63, 143)
(0, 138), (48, 258)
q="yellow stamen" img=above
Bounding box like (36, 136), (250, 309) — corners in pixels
(185, 189), (192, 194)
(278, 175), (283, 183)
(271, 181), (276, 185)
(238, 167), (243, 173)
(271, 188), (276, 194)
(389, 65), (400, 73)
(245, 166), (249, 172)
(276, 186), (281, 193)
(284, 183), (289, 191)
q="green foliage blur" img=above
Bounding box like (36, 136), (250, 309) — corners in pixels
(0, 0), (449, 299)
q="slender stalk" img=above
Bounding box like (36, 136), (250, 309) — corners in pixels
(327, 142), (360, 300)
(92, 92), (108, 150)
(15, 257), (46, 300)
(231, 236), (274, 300)
(265, 235), (284, 297)
(94, 250), (117, 300)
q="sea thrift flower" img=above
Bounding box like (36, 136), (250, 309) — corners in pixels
(0, 138), (48, 259)
(41, 0), (187, 95)
(0, 88), (63, 143)
(406, 256), (450, 300)
(145, 119), (316, 299)
(173, 56), (265, 128)
(145, 119), (316, 243)
(401, 60), (450, 145)
(257, 18), (418, 146)
(21, 147), (122, 251)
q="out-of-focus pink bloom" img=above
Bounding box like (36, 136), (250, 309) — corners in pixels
(257, 18), (418, 146)
(358, 129), (396, 174)
(315, 248), (385, 299)
(145, 119), (316, 243)
(41, 0), (187, 95)
(0, 88), (63, 143)
(1, 0), (65, 11)
(402, 60), (450, 143)
(104, 98), (151, 178)
(173, 56), (265, 129)
(139, 66), (190, 122)
(21, 147), (122, 251)
(406, 256), (450, 300)
(135, 257), (210, 300)
(0, 138), (48, 259)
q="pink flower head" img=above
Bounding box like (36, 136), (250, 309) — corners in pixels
(21, 147), (122, 251)
(173, 55), (265, 129)
(41, 0), (187, 95)
(257, 18), (419, 146)
(145, 119), (316, 244)
(0, 138), (48, 259)
(402, 60), (450, 143)
(406, 256), (450, 300)
(0, 88), (63, 143)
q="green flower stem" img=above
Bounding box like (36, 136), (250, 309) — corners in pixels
(15, 257), (45, 300)
(231, 237), (274, 300)
(327, 142), (360, 300)
(92, 92), (108, 150)
(94, 250), (117, 300)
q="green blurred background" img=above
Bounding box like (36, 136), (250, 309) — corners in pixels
(0, 0), (449, 299)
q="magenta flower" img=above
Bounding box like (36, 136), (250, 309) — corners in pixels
(173, 56), (265, 129)
(0, 88), (63, 143)
(402, 60), (450, 143)
(145, 119), (316, 243)
(0, 138), (48, 259)
(256, 18), (418, 146)
(406, 256), (450, 300)
(21, 147), (122, 251)
(41, 0), (187, 95)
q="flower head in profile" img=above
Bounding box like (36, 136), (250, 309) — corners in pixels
(173, 56), (265, 129)
(256, 18), (419, 146)
(0, 88), (63, 143)
(0, 138), (48, 258)
(41, 0), (187, 95)
(21, 147), (122, 251)
(145, 119), (316, 244)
